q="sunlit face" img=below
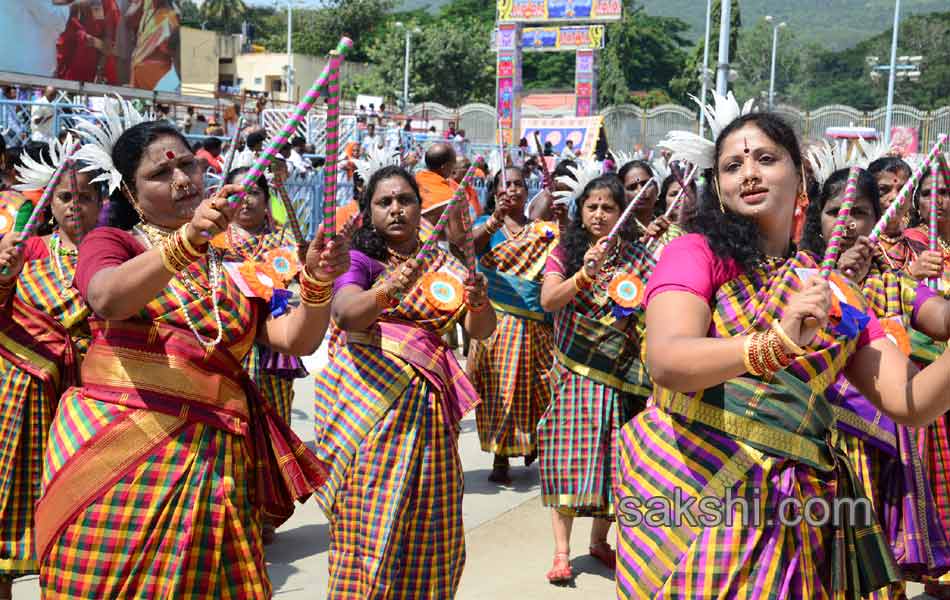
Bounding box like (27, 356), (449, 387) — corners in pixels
(495, 168), (528, 206)
(581, 188), (621, 239)
(622, 166), (657, 214)
(235, 181), (268, 232)
(820, 189), (876, 251)
(370, 176), (421, 245)
(50, 170), (101, 240)
(716, 123), (799, 230)
(133, 135), (204, 229)
(918, 171), (950, 230)
(877, 169), (911, 236)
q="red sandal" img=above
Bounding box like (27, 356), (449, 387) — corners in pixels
(546, 552), (574, 584)
(589, 542), (616, 569)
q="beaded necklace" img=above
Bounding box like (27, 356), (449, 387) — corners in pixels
(49, 233), (78, 298)
(134, 223), (224, 351)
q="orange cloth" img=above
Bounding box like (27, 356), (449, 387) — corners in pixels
(416, 170), (458, 214)
(335, 199), (360, 226)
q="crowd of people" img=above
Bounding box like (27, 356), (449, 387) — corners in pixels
(0, 89), (949, 600)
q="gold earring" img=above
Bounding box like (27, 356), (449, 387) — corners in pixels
(714, 177), (725, 213)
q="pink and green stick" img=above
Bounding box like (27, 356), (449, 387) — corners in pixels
(819, 166), (862, 279)
(322, 52), (344, 242)
(236, 37), (352, 218)
(416, 163), (481, 264)
(928, 159), (941, 290)
(457, 158), (483, 279)
(868, 134), (948, 243)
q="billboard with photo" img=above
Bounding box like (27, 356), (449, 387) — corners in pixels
(497, 0), (622, 23)
(0, 0), (181, 93)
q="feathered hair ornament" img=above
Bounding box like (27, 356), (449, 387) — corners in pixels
(14, 133), (77, 191)
(553, 159), (602, 208)
(806, 139), (870, 186)
(612, 149), (646, 168)
(72, 95), (148, 193)
(658, 91), (756, 170)
(351, 143), (400, 183)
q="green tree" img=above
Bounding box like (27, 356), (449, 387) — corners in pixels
(732, 19), (803, 107)
(263, 0), (394, 63)
(595, 5), (692, 107)
(670, 0), (741, 103)
(201, 0), (248, 33)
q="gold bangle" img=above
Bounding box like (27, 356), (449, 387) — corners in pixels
(179, 224), (207, 255)
(574, 269), (593, 289)
(299, 269), (333, 307)
(374, 285), (396, 310)
(771, 320), (806, 356)
(743, 334), (762, 376)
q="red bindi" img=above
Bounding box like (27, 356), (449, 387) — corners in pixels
(165, 150), (175, 160)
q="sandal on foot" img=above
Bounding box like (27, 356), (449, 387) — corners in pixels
(546, 552), (573, 584)
(523, 451), (537, 467)
(262, 521), (277, 546)
(589, 542), (616, 570)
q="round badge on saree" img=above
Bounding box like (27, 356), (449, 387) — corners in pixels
(422, 272), (464, 312)
(264, 247), (300, 282)
(238, 261), (284, 302)
(608, 273), (645, 309)
(881, 317), (911, 356)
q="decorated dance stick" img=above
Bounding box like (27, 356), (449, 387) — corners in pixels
(497, 121), (508, 189)
(929, 159), (940, 290)
(868, 134), (947, 243)
(273, 179), (306, 247)
(416, 162), (481, 264)
(236, 37), (352, 209)
(663, 163), (698, 219)
(819, 166), (862, 279)
(459, 156), (485, 280)
(221, 116), (247, 175)
(322, 51), (344, 242)
(608, 177), (657, 241)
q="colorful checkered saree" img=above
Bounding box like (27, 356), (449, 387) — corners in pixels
(0, 248), (87, 577)
(313, 247), (475, 598)
(37, 240), (324, 599)
(470, 218), (557, 456)
(616, 251), (901, 599)
(824, 261), (950, 580)
(538, 240), (655, 514)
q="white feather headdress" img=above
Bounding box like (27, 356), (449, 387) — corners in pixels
(351, 144), (400, 183)
(658, 91), (756, 170)
(486, 148), (504, 178)
(553, 159), (601, 206)
(650, 156), (671, 182)
(855, 137), (892, 165)
(72, 96), (148, 193)
(806, 139), (869, 186)
(612, 149), (646, 168)
(14, 133), (77, 191)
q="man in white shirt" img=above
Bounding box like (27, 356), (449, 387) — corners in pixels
(361, 123), (381, 153)
(288, 136), (311, 173)
(30, 86), (58, 143)
(559, 139), (577, 160)
(0, 3), (69, 78)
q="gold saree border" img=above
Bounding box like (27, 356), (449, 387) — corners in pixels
(0, 330), (60, 390)
(35, 406), (188, 562)
(555, 348), (650, 395)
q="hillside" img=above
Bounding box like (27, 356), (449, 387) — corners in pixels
(396, 0), (947, 50)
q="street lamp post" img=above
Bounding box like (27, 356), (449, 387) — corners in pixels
(394, 22), (421, 114)
(715, 0), (732, 97)
(286, 3), (293, 100)
(698, 0), (713, 138)
(884, 0), (901, 146)
(764, 16), (787, 111)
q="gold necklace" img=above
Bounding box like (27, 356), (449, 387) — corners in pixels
(49, 233), (77, 298)
(386, 239), (420, 264)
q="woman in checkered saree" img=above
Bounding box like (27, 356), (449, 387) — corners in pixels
(33, 121), (346, 598)
(615, 111), (950, 599)
(538, 174), (656, 584)
(469, 165), (558, 484)
(312, 165), (496, 599)
(900, 155), (950, 598)
(800, 167), (950, 598)
(0, 150), (103, 599)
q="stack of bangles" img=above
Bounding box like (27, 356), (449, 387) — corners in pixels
(299, 268), (333, 307)
(572, 268), (593, 292)
(159, 225), (205, 273)
(483, 216), (502, 235)
(743, 321), (806, 376)
(374, 285), (399, 311)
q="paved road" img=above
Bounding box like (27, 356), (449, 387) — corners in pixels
(12, 343), (932, 598)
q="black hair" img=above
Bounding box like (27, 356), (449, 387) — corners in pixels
(867, 156), (911, 180)
(351, 165), (422, 261)
(291, 136), (305, 148)
(203, 136), (223, 153)
(688, 112), (804, 271)
(799, 167), (881, 256)
(108, 121), (193, 230)
(910, 153), (950, 227)
(657, 171), (697, 218)
(484, 166), (526, 214)
(561, 175), (626, 277)
(224, 166), (269, 198)
(617, 159), (653, 185)
(246, 131), (266, 149)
